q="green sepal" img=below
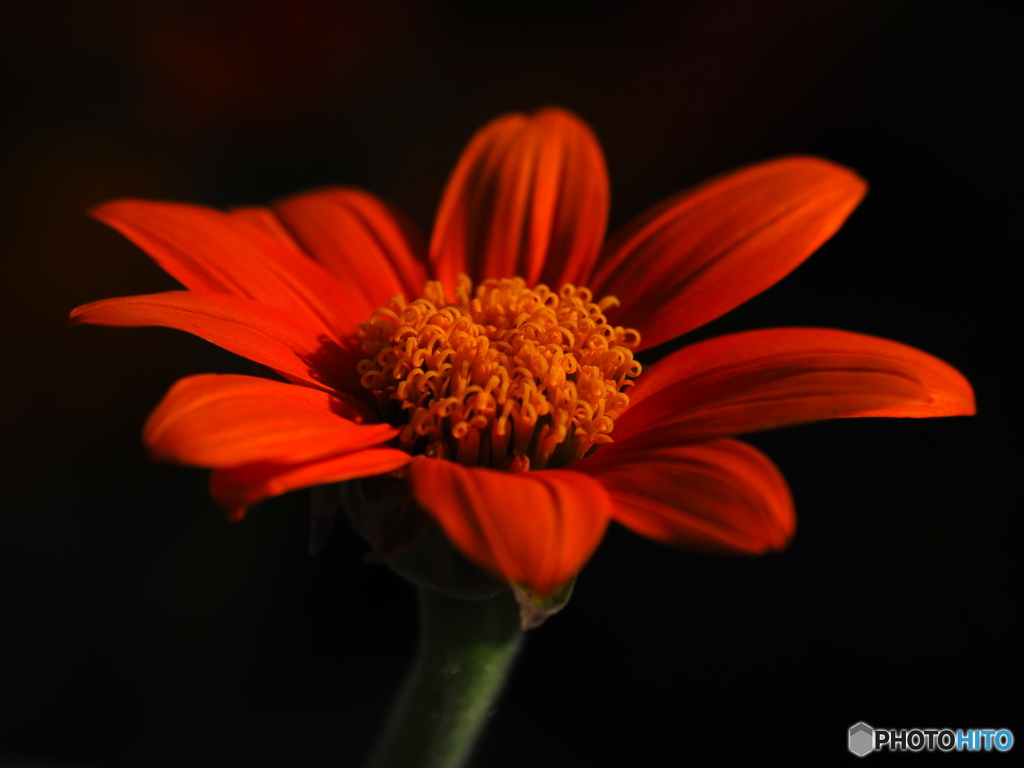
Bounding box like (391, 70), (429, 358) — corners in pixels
(512, 578), (576, 630)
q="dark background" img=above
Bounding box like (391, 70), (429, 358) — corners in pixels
(1, 1), (1017, 765)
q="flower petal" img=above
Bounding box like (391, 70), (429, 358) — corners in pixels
(591, 157), (867, 351)
(406, 459), (612, 594)
(430, 108), (609, 292)
(211, 448), (412, 522)
(144, 374), (394, 467)
(573, 436), (794, 554)
(615, 328), (974, 442)
(70, 291), (359, 393)
(269, 188), (428, 310)
(92, 200), (365, 339)
(230, 206), (304, 249)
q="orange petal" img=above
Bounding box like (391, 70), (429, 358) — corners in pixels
(268, 188), (428, 312)
(144, 374), (394, 467)
(230, 206), (305, 250)
(591, 157), (867, 351)
(574, 436), (794, 554)
(406, 459), (612, 595)
(429, 108), (609, 292)
(615, 328), (974, 442)
(211, 448), (412, 522)
(70, 291), (359, 394)
(92, 200), (365, 340)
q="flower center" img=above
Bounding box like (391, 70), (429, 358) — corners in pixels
(356, 276), (641, 471)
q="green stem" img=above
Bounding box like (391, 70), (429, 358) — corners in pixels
(364, 587), (523, 768)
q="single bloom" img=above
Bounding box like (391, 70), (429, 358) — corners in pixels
(71, 108), (974, 598)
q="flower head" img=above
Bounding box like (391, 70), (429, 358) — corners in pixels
(356, 276), (640, 471)
(71, 108), (974, 598)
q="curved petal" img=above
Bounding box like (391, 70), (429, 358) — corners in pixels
(70, 291), (360, 394)
(406, 459), (612, 594)
(573, 436), (794, 554)
(144, 374), (394, 467)
(615, 328), (974, 443)
(91, 200), (365, 340)
(211, 448), (412, 522)
(230, 206), (304, 250)
(591, 157), (867, 351)
(429, 108), (609, 292)
(269, 188), (428, 310)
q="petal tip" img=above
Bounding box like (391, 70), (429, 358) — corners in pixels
(88, 198), (142, 224)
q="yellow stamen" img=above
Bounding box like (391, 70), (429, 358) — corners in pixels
(356, 276), (641, 471)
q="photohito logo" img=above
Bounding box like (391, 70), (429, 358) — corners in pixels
(848, 722), (1014, 756)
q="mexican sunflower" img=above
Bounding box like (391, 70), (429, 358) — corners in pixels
(71, 108), (974, 598)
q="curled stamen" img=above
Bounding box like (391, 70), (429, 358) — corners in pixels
(357, 276), (642, 470)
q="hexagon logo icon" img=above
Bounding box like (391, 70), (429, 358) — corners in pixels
(849, 722), (875, 757)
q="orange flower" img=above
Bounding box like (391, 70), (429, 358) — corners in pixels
(71, 109), (974, 596)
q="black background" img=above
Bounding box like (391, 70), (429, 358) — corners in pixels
(1, 1), (1017, 765)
